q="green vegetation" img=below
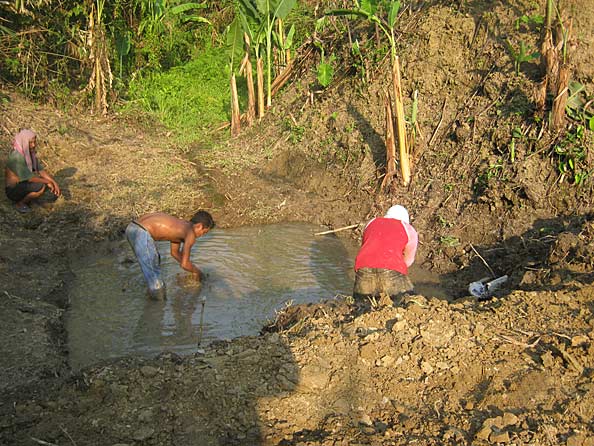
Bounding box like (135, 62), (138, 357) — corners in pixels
(554, 125), (591, 185)
(316, 45), (335, 89)
(514, 13), (544, 31)
(506, 39), (539, 75)
(509, 126), (523, 163)
(439, 236), (460, 247)
(0, 1), (228, 101)
(566, 80), (594, 128)
(127, 47), (238, 141)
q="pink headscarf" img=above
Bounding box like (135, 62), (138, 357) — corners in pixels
(12, 129), (39, 171)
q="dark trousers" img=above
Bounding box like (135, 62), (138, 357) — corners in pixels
(353, 268), (413, 301)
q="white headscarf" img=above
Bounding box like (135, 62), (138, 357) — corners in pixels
(385, 205), (409, 224)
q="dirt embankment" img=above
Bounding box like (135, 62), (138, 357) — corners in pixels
(1, 0), (594, 444)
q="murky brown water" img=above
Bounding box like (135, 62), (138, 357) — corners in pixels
(66, 223), (446, 369)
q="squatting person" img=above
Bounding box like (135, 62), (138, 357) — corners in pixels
(353, 205), (418, 303)
(5, 129), (61, 213)
(125, 211), (215, 299)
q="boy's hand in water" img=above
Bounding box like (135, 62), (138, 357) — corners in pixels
(175, 271), (202, 288)
(192, 267), (203, 282)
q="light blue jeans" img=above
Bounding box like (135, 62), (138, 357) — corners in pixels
(125, 222), (166, 299)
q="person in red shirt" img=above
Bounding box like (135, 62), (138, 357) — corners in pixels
(353, 205), (418, 302)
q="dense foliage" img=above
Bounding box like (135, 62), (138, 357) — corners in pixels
(0, 0), (233, 102)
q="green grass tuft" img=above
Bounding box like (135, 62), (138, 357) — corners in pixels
(126, 46), (245, 143)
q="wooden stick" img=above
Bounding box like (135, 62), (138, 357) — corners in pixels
(60, 426), (77, 446)
(271, 59), (294, 97)
(30, 438), (58, 446)
(197, 297), (206, 346)
(469, 243), (496, 278)
(314, 224), (361, 236)
(429, 98), (446, 146)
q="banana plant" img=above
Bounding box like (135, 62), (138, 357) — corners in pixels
(273, 18), (295, 67)
(236, 0), (267, 118)
(327, 0), (400, 64)
(260, 0), (296, 107)
(226, 17), (244, 136)
(326, 0), (411, 186)
(137, 1), (210, 41)
(237, 0), (296, 108)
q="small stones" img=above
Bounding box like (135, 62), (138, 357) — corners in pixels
(140, 366), (159, 378)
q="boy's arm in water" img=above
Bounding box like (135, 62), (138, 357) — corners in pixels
(178, 230), (201, 277)
(170, 241), (183, 263)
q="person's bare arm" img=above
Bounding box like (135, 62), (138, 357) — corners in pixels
(170, 241), (183, 263)
(179, 232), (201, 276)
(402, 223), (418, 267)
(39, 171), (61, 196)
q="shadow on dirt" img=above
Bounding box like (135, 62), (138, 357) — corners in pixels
(347, 103), (385, 168)
(54, 166), (77, 200)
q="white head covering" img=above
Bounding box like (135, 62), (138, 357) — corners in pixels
(385, 205), (409, 224)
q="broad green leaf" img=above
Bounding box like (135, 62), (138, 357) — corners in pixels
(317, 61), (334, 88)
(326, 8), (372, 20)
(361, 0), (379, 15)
(255, 0), (296, 20)
(284, 24), (295, 48)
(255, 0), (266, 15)
(226, 18), (244, 70)
(271, 0), (296, 20)
(169, 2), (207, 15)
(512, 127), (523, 139)
(184, 16), (212, 24)
(238, 0), (261, 22)
(387, 1), (401, 28)
(589, 116), (594, 132)
(115, 30), (131, 58)
(360, 0), (372, 14)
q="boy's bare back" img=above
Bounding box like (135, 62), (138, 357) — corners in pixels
(137, 212), (193, 242)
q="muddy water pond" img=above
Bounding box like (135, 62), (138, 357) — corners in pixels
(66, 223), (445, 369)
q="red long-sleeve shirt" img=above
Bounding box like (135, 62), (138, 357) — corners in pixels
(354, 218), (418, 275)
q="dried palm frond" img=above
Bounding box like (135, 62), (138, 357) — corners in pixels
(82, 0), (113, 116)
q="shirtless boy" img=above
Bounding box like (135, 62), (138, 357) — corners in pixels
(125, 211), (215, 298)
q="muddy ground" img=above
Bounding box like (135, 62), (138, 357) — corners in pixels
(1, 0), (594, 444)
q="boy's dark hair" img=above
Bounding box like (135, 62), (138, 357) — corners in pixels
(190, 210), (215, 229)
